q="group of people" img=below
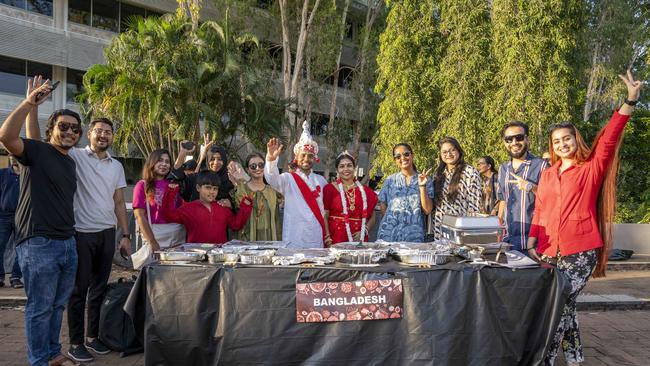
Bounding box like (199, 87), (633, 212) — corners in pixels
(0, 70), (641, 366)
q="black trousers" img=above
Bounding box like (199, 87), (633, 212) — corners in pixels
(67, 228), (115, 344)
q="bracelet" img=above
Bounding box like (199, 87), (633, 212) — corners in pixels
(418, 184), (426, 187)
(624, 99), (638, 106)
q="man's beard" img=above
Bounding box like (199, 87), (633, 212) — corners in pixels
(92, 143), (110, 152)
(507, 145), (528, 159)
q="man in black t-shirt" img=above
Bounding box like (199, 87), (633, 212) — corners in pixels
(0, 80), (81, 366)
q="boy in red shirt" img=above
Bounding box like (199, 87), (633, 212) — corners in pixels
(163, 170), (252, 245)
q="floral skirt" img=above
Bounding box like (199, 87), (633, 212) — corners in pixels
(543, 249), (597, 365)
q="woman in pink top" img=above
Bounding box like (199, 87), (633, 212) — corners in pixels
(133, 149), (180, 251)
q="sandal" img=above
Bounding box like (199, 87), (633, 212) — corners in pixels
(48, 354), (75, 366)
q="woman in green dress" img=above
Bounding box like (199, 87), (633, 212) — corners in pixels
(231, 152), (281, 241)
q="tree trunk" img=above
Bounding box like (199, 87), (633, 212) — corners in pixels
(278, 0), (322, 168)
(583, 41), (601, 122)
(351, 0), (383, 179)
(323, 0), (351, 180)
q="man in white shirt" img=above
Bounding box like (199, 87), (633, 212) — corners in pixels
(265, 121), (328, 248)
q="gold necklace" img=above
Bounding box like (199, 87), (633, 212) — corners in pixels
(345, 186), (356, 211)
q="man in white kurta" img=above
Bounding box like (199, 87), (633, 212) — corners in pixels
(264, 121), (328, 248)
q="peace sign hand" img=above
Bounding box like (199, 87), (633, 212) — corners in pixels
(507, 172), (530, 191)
(618, 69), (642, 102)
(418, 168), (432, 186)
(266, 138), (283, 162)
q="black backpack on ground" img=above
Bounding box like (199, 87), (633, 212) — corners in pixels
(98, 277), (143, 357)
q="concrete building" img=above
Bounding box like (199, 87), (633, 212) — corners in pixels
(0, 0), (374, 181)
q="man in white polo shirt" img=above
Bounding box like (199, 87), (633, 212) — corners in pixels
(27, 113), (131, 362)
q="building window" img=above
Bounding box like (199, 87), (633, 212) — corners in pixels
(0, 56), (52, 96)
(0, 0), (53, 16)
(66, 68), (85, 103)
(0, 55), (26, 95)
(68, 0), (91, 26)
(93, 0), (119, 32)
(27, 60), (52, 80)
(69, 1), (162, 32)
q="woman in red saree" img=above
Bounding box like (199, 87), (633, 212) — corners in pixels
(323, 152), (378, 246)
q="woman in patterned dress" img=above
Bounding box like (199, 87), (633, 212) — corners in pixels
(323, 152), (378, 245)
(429, 137), (482, 240)
(376, 143), (434, 242)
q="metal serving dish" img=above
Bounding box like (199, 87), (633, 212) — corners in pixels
(441, 214), (504, 244)
(272, 248), (336, 266)
(394, 249), (453, 265)
(176, 243), (216, 255)
(157, 251), (204, 262)
(334, 249), (388, 265)
(240, 250), (276, 265)
(207, 248), (240, 264)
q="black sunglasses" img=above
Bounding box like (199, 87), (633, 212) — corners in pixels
(248, 162), (265, 170)
(394, 151), (412, 160)
(504, 134), (526, 143)
(57, 121), (82, 134)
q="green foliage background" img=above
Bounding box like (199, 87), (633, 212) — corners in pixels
(374, 0), (650, 223)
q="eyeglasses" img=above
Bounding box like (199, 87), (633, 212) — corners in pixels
(57, 121), (82, 134)
(92, 128), (113, 136)
(504, 134), (526, 143)
(441, 148), (457, 156)
(393, 151), (412, 160)
(248, 162), (265, 170)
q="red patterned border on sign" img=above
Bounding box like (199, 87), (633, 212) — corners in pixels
(296, 279), (403, 323)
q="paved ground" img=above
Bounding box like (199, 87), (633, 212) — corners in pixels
(0, 307), (648, 365)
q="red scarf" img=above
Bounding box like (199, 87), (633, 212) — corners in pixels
(290, 172), (326, 241)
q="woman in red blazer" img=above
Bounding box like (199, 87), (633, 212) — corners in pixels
(527, 71), (641, 366)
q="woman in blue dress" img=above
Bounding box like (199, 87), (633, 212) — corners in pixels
(376, 143), (434, 242)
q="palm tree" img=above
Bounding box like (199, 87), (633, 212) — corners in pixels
(80, 11), (284, 158)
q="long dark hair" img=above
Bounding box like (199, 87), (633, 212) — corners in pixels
(547, 123), (620, 277)
(142, 149), (171, 200)
(434, 137), (466, 206)
(481, 155), (497, 174)
(392, 143), (417, 172)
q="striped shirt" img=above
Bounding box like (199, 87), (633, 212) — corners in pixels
(497, 152), (547, 251)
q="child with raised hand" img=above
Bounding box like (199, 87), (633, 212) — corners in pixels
(163, 170), (253, 245)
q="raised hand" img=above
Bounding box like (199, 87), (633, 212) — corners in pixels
(227, 161), (248, 183)
(27, 75), (44, 98)
(618, 69), (642, 102)
(418, 168), (432, 186)
(26, 79), (52, 106)
(199, 133), (215, 160)
(266, 138), (283, 162)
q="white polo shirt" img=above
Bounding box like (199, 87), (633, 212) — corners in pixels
(70, 146), (127, 233)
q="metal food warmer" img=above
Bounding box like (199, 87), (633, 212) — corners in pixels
(440, 214), (504, 245)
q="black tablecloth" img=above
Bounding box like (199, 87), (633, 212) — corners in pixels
(124, 261), (570, 366)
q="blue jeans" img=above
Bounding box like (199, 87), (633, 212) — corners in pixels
(0, 218), (21, 280)
(17, 236), (78, 366)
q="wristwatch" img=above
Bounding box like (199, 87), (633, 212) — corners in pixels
(624, 99), (638, 106)
(122, 234), (132, 240)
